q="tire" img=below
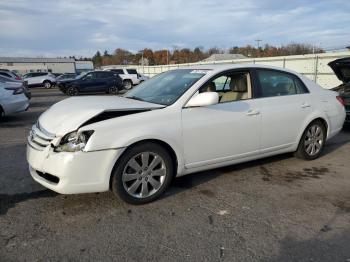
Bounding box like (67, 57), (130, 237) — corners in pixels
(0, 106), (4, 121)
(43, 81), (52, 89)
(111, 142), (174, 204)
(294, 120), (326, 160)
(67, 86), (79, 96)
(123, 80), (133, 90)
(108, 85), (118, 95)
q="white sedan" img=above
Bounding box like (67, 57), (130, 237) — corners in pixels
(27, 64), (346, 204)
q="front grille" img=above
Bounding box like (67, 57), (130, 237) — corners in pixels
(36, 171), (60, 184)
(28, 122), (55, 151)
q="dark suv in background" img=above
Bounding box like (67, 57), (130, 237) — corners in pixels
(57, 71), (123, 96)
(329, 57), (350, 125)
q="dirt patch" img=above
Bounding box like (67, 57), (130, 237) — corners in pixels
(260, 166), (331, 183)
(199, 189), (216, 198)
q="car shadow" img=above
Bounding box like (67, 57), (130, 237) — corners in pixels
(1, 131), (348, 212)
(0, 190), (58, 216)
(163, 153), (292, 200)
(261, 229), (350, 262)
(164, 129), (350, 200)
(320, 127), (350, 156)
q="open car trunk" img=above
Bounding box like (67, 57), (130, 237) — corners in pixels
(329, 58), (350, 120)
(328, 57), (350, 84)
(329, 57), (350, 94)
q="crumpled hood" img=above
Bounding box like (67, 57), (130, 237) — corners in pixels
(38, 96), (164, 136)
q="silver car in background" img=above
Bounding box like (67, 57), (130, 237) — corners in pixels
(0, 81), (29, 119)
(0, 75), (31, 99)
(0, 69), (23, 81)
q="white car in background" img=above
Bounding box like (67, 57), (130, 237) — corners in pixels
(0, 81), (29, 119)
(104, 68), (148, 89)
(27, 64), (345, 204)
(23, 72), (57, 88)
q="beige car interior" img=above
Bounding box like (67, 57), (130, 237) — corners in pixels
(201, 72), (252, 103)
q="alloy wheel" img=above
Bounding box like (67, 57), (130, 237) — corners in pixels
(67, 87), (78, 96)
(122, 152), (167, 198)
(123, 80), (132, 90)
(304, 124), (324, 156)
(44, 82), (51, 88)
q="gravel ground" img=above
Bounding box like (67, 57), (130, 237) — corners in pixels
(1, 88), (350, 262)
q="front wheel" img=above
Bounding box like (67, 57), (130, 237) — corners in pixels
(67, 86), (78, 96)
(108, 85), (118, 95)
(111, 143), (174, 204)
(43, 81), (52, 89)
(294, 120), (326, 160)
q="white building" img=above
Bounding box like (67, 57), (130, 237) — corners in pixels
(75, 60), (94, 74)
(0, 57), (93, 74)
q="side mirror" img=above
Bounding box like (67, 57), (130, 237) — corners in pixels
(186, 92), (219, 107)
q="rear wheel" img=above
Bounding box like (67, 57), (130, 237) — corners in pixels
(67, 86), (78, 96)
(294, 120), (326, 160)
(123, 80), (133, 90)
(43, 81), (52, 89)
(108, 85), (118, 95)
(111, 142), (174, 204)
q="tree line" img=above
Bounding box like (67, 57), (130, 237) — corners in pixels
(92, 43), (324, 67)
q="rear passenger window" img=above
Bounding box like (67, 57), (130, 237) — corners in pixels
(0, 72), (11, 77)
(100, 72), (112, 78)
(257, 70), (308, 98)
(126, 69), (138, 74)
(111, 69), (124, 74)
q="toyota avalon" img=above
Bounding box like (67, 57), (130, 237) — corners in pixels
(27, 64), (346, 204)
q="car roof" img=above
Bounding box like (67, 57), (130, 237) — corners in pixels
(180, 63), (300, 75)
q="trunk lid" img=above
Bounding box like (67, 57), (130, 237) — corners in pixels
(328, 57), (350, 84)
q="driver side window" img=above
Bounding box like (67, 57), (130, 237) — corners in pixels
(199, 72), (252, 103)
(84, 73), (94, 80)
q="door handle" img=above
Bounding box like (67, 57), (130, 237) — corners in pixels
(246, 109), (260, 116)
(301, 102), (311, 108)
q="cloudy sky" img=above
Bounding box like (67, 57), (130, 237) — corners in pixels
(0, 0), (349, 57)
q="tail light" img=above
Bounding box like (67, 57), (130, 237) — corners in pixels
(336, 96), (345, 106)
(15, 76), (22, 80)
(5, 87), (24, 95)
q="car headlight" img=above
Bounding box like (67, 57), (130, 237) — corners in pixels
(55, 130), (94, 152)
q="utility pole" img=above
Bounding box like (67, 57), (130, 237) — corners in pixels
(166, 49), (169, 65)
(255, 39), (262, 49)
(255, 39), (262, 57)
(164, 49), (169, 65)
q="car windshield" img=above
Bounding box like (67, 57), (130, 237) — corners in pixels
(124, 69), (206, 105)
